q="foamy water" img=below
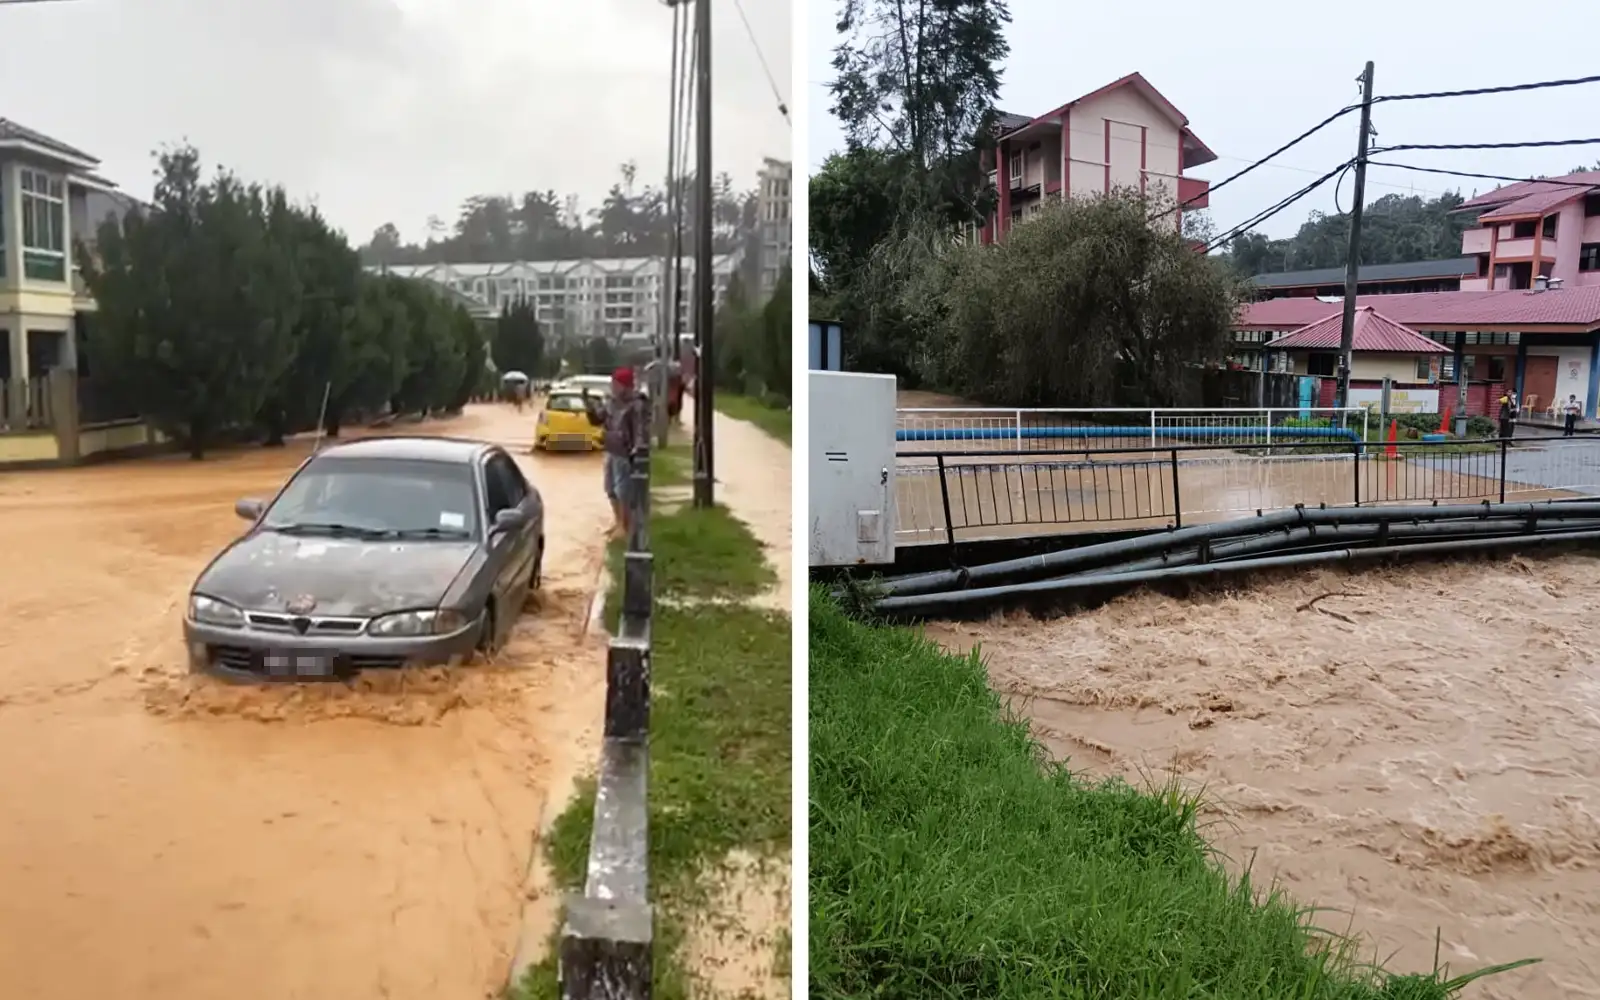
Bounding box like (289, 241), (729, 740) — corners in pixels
(927, 554), (1600, 999)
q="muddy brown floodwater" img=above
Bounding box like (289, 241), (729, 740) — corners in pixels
(0, 405), (614, 999)
(926, 555), (1600, 1000)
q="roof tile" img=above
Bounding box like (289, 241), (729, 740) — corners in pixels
(1239, 286), (1600, 330)
(1269, 307), (1449, 353)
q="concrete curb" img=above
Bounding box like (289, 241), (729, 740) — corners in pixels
(506, 447), (657, 1000)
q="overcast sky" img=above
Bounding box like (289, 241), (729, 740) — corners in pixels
(806, 0), (1597, 244)
(1, 0), (791, 247)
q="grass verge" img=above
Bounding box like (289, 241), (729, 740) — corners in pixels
(509, 502), (791, 1000)
(809, 589), (1534, 1000)
(715, 393), (792, 444)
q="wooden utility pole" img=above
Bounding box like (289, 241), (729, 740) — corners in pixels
(1334, 61), (1376, 413)
(691, 0), (715, 507)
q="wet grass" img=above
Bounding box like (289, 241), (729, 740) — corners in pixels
(716, 394), (792, 445)
(809, 590), (1536, 1000)
(509, 501), (791, 1000)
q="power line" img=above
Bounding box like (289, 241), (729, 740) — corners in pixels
(1373, 74), (1600, 105)
(730, 0), (788, 123)
(1372, 137), (1600, 155)
(1203, 160), (1354, 254)
(1150, 103), (1360, 221)
(1368, 160), (1600, 189)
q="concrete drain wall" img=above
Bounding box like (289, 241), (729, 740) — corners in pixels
(560, 447), (655, 999)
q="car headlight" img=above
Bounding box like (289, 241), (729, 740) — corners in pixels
(366, 608), (471, 637)
(189, 594), (245, 628)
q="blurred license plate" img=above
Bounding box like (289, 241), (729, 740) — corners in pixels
(264, 651), (333, 676)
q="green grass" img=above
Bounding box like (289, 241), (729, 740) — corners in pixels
(716, 393), (792, 444)
(509, 502), (791, 1000)
(809, 589), (1536, 1000)
(648, 442), (692, 488)
(605, 503), (777, 607)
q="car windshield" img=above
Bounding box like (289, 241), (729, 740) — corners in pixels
(547, 393), (589, 412)
(261, 456), (479, 538)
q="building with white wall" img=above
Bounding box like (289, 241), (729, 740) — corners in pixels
(756, 158), (791, 297)
(370, 251), (742, 344)
(978, 72), (1215, 244)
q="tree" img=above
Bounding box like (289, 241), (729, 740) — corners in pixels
(1217, 190), (1475, 276)
(914, 191), (1242, 407)
(80, 147), (298, 458)
(830, 0), (1012, 227)
(355, 163), (755, 265)
(492, 298), (544, 379)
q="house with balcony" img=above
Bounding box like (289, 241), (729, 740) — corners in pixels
(0, 118), (135, 429)
(1455, 170), (1600, 292)
(975, 72), (1216, 244)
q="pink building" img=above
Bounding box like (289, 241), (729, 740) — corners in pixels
(978, 72), (1216, 244)
(1455, 170), (1600, 291)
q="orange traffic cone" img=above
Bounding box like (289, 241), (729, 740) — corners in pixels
(1385, 419), (1399, 459)
(1438, 406), (1452, 435)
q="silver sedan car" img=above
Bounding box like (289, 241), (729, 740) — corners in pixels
(183, 436), (545, 682)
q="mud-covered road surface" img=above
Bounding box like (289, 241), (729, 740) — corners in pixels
(927, 554), (1600, 1000)
(0, 405), (614, 999)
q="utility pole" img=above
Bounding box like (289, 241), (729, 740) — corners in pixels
(691, 0), (715, 508)
(1334, 61), (1376, 413)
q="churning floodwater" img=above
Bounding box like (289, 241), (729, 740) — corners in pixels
(926, 554), (1600, 1000)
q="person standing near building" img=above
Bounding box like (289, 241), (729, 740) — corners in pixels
(1498, 391), (1516, 441)
(1564, 394), (1582, 437)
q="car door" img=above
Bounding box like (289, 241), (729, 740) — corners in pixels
(483, 451), (536, 607)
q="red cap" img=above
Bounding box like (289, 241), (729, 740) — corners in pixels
(612, 367), (635, 387)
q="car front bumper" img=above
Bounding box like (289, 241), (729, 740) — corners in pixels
(183, 618), (482, 683)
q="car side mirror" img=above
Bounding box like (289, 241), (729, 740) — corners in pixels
(235, 498), (265, 522)
(492, 508), (527, 534)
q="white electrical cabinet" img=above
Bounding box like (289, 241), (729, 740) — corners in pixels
(809, 370), (897, 567)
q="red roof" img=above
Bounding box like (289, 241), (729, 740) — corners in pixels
(1460, 170), (1600, 211)
(1478, 184), (1597, 222)
(1269, 307), (1450, 353)
(1237, 286), (1600, 331)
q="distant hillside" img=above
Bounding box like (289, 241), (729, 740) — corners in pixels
(1219, 161), (1600, 277)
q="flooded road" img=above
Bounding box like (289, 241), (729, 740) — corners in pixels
(0, 405), (613, 999)
(926, 554), (1600, 999)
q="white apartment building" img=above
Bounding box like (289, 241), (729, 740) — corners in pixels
(756, 158), (792, 296)
(371, 252), (742, 344)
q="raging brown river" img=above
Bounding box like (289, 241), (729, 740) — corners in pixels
(926, 554), (1600, 1000)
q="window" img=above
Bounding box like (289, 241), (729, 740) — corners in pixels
(1008, 150), (1022, 183)
(1488, 357), (1507, 382)
(261, 457), (479, 537)
(1415, 357), (1433, 381)
(1543, 215), (1558, 239)
(20, 169), (65, 281)
(1307, 353), (1338, 377)
(1585, 194), (1600, 218)
(1581, 243), (1600, 272)
(1512, 220), (1536, 239)
(483, 453), (528, 519)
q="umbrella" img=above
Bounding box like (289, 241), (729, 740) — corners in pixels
(501, 370), (530, 384)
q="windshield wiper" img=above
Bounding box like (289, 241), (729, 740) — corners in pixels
(270, 522), (390, 539)
(385, 526), (473, 540)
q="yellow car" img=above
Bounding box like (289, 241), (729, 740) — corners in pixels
(534, 391), (604, 451)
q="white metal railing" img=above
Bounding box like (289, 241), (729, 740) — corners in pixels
(896, 407), (1371, 451)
